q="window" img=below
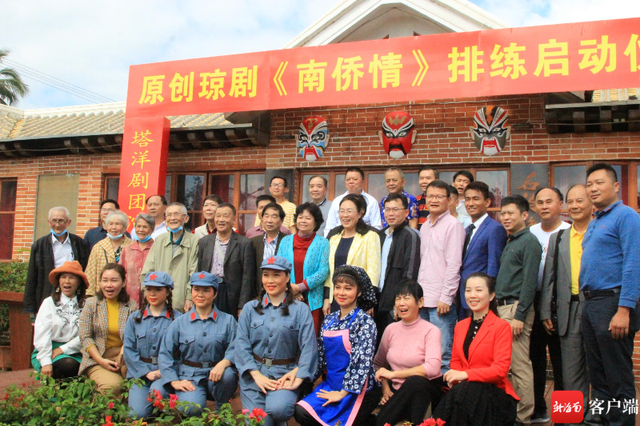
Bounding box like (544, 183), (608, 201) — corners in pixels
(0, 179), (17, 260)
(299, 166), (510, 218)
(104, 171), (263, 234)
(103, 175), (172, 206)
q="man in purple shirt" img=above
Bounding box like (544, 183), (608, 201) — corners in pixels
(416, 180), (465, 373)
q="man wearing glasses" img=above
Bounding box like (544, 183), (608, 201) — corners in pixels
(416, 180), (465, 374)
(254, 176), (296, 233)
(376, 193), (421, 337)
(25, 206), (90, 315)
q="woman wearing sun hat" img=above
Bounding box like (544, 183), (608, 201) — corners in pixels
(295, 265), (381, 426)
(124, 271), (181, 420)
(236, 255), (318, 426)
(32, 260), (89, 379)
(158, 271), (238, 417)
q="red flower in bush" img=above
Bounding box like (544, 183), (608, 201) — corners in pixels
(169, 394), (179, 409)
(107, 402), (114, 409)
(102, 415), (114, 426)
(249, 407), (267, 421)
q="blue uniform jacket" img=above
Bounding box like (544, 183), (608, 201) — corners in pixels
(158, 306), (237, 386)
(235, 295), (318, 381)
(123, 308), (181, 387)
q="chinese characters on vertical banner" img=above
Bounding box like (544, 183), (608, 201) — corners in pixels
(118, 117), (170, 231)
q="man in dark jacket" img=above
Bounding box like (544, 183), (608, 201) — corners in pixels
(377, 193), (421, 337)
(250, 203), (287, 296)
(197, 203), (255, 318)
(24, 206), (90, 315)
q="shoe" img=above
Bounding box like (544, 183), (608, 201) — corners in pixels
(531, 411), (550, 424)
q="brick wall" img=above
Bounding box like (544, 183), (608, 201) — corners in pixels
(2, 92), (640, 384)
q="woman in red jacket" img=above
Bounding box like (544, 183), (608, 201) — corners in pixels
(433, 272), (518, 425)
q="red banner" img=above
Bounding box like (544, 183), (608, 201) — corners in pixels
(118, 117), (170, 231)
(126, 17), (640, 118)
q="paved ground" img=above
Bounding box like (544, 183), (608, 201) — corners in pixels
(2, 368), (640, 425)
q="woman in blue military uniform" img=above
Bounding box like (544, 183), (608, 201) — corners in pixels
(158, 271), (238, 416)
(124, 271), (180, 420)
(295, 265), (381, 426)
(236, 255), (318, 426)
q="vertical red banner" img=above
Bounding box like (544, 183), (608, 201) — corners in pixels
(118, 116), (170, 232)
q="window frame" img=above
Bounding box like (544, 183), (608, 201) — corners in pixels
(0, 178), (18, 261)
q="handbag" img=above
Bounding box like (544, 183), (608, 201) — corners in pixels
(549, 229), (566, 335)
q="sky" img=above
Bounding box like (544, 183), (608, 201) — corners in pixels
(2, 0), (640, 110)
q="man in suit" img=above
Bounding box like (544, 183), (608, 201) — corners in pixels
(529, 187), (570, 424)
(25, 206), (90, 315)
(459, 181), (507, 319)
(540, 184), (596, 425)
(377, 193), (421, 337)
(197, 203), (255, 318)
(250, 202), (288, 295)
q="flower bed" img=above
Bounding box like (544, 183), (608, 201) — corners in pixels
(0, 376), (266, 426)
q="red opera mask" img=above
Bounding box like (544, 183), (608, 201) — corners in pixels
(470, 106), (511, 156)
(297, 116), (329, 161)
(379, 111), (416, 159)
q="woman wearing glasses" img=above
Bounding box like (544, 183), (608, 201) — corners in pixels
(323, 194), (381, 315)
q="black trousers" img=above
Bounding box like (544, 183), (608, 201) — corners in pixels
(582, 294), (639, 426)
(530, 295), (563, 413)
(294, 386), (382, 426)
(376, 376), (441, 426)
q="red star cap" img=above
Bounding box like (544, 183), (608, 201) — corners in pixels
(149, 273), (157, 280)
(199, 273), (205, 279)
(267, 257), (276, 264)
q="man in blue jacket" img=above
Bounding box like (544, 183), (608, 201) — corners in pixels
(459, 181), (507, 319)
(581, 163), (640, 426)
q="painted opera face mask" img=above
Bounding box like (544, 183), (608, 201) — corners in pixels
(379, 111), (416, 159)
(470, 106), (511, 156)
(297, 116), (329, 161)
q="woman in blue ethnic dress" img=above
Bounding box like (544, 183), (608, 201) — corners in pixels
(295, 265), (381, 426)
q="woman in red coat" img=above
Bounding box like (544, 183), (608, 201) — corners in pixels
(433, 272), (518, 425)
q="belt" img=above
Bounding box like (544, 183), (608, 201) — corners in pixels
(570, 294), (580, 302)
(253, 353), (296, 367)
(583, 288), (621, 300)
(140, 356), (158, 365)
(497, 297), (518, 306)
(182, 359), (218, 369)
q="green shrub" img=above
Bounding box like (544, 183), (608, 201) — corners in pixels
(0, 376), (266, 425)
(0, 261), (28, 335)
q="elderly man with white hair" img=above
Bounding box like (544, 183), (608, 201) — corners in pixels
(24, 206), (90, 315)
(142, 202), (199, 313)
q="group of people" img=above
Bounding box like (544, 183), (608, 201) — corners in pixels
(24, 162), (640, 425)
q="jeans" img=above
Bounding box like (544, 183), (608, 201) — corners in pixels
(419, 306), (457, 373)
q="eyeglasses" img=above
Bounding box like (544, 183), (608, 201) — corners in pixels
(50, 219), (68, 224)
(270, 183), (284, 188)
(384, 207), (406, 213)
(339, 209), (358, 215)
(166, 212), (185, 218)
(100, 208), (115, 213)
(426, 194), (448, 200)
